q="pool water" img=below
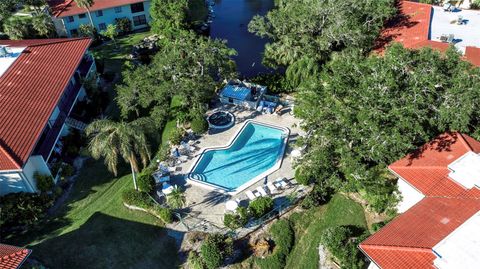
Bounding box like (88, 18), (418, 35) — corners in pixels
(189, 122), (287, 191)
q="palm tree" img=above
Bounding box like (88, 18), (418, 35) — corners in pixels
(75, 0), (95, 27)
(85, 119), (151, 190)
(167, 186), (186, 209)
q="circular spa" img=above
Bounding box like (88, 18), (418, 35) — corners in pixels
(207, 111), (235, 129)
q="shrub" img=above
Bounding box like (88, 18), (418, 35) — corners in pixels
(34, 172), (54, 193)
(471, 0), (480, 9)
(0, 192), (54, 230)
(115, 18), (132, 35)
(188, 251), (205, 269)
(122, 190), (173, 223)
(255, 219), (294, 269)
(248, 197), (274, 218)
(371, 221), (388, 232)
(153, 204), (173, 224)
(191, 116), (209, 134)
(137, 168), (155, 193)
(200, 234), (232, 269)
(301, 184), (333, 209)
(224, 206), (249, 230)
(169, 128), (184, 145)
(320, 226), (366, 269)
(61, 163), (75, 178)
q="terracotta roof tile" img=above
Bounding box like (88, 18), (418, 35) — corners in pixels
(0, 38), (91, 171)
(361, 197), (480, 268)
(375, 1), (480, 67)
(389, 132), (480, 198)
(0, 244), (31, 269)
(48, 0), (146, 17)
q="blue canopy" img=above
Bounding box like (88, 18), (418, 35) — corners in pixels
(220, 85), (251, 101)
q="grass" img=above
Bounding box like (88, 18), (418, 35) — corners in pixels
(284, 194), (367, 269)
(91, 31), (151, 74)
(160, 95), (186, 146)
(8, 160), (178, 269)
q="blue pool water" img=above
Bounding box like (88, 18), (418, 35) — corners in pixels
(190, 122), (287, 191)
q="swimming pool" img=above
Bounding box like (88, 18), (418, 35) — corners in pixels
(188, 121), (289, 193)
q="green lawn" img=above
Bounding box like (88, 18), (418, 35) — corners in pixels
(284, 194), (367, 269)
(9, 160), (178, 269)
(91, 31), (151, 74)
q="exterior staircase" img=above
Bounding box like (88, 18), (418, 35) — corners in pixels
(66, 117), (87, 131)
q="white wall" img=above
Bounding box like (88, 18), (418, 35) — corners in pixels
(23, 155), (53, 190)
(367, 261), (380, 269)
(396, 177), (425, 213)
(0, 170), (32, 195)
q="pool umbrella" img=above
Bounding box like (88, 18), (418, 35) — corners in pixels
(225, 200), (239, 211)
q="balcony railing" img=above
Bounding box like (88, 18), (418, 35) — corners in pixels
(77, 55), (94, 78)
(33, 111), (67, 161)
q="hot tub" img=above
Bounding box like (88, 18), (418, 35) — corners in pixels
(207, 111), (235, 129)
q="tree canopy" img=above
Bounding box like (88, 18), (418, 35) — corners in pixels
(248, 0), (396, 68)
(116, 33), (236, 120)
(295, 44), (480, 212)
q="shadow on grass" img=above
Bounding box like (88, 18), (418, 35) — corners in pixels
(31, 212), (181, 269)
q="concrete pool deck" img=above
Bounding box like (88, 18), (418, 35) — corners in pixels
(166, 104), (305, 231)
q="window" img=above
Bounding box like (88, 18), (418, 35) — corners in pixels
(132, 14), (147, 26)
(67, 16), (74, 22)
(79, 13), (86, 19)
(114, 6), (122, 13)
(95, 10), (103, 17)
(98, 23), (107, 31)
(130, 2), (144, 13)
(70, 29), (79, 37)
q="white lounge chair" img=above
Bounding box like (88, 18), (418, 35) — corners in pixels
(267, 182), (278, 193)
(275, 177), (289, 189)
(256, 186), (268, 197)
(246, 190), (256, 200)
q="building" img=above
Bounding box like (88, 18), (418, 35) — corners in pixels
(360, 132), (480, 268)
(0, 38), (96, 196)
(47, 0), (151, 37)
(219, 80), (266, 109)
(0, 244), (31, 269)
(375, 1), (480, 67)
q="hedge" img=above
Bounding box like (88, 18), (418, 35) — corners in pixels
(122, 190), (173, 224)
(248, 197), (274, 218)
(0, 192), (54, 231)
(255, 219), (294, 269)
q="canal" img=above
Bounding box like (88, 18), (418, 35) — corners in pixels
(209, 0), (275, 78)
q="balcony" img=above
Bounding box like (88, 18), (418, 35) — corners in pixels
(33, 111), (67, 161)
(77, 54), (94, 78)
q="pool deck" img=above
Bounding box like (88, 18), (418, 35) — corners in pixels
(166, 104), (304, 231)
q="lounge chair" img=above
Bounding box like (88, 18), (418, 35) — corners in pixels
(275, 177), (289, 189)
(246, 190), (256, 200)
(447, 34), (454, 43)
(256, 186), (268, 197)
(267, 181), (278, 193)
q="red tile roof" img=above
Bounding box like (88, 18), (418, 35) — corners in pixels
(389, 132), (480, 198)
(48, 0), (146, 17)
(361, 197), (480, 268)
(375, 1), (480, 67)
(0, 244), (31, 269)
(361, 132), (480, 268)
(0, 38), (91, 171)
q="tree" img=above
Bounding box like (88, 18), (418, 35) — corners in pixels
(248, 0), (395, 68)
(150, 0), (188, 37)
(115, 32), (236, 121)
(32, 13), (55, 37)
(74, 0), (94, 27)
(3, 18), (33, 40)
(0, 0), (16, 30)
(295, 44), (480, 212)
(101, 24), (118, 47)
(166, 185), (185, 209)
(85, 119), (151, 190)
